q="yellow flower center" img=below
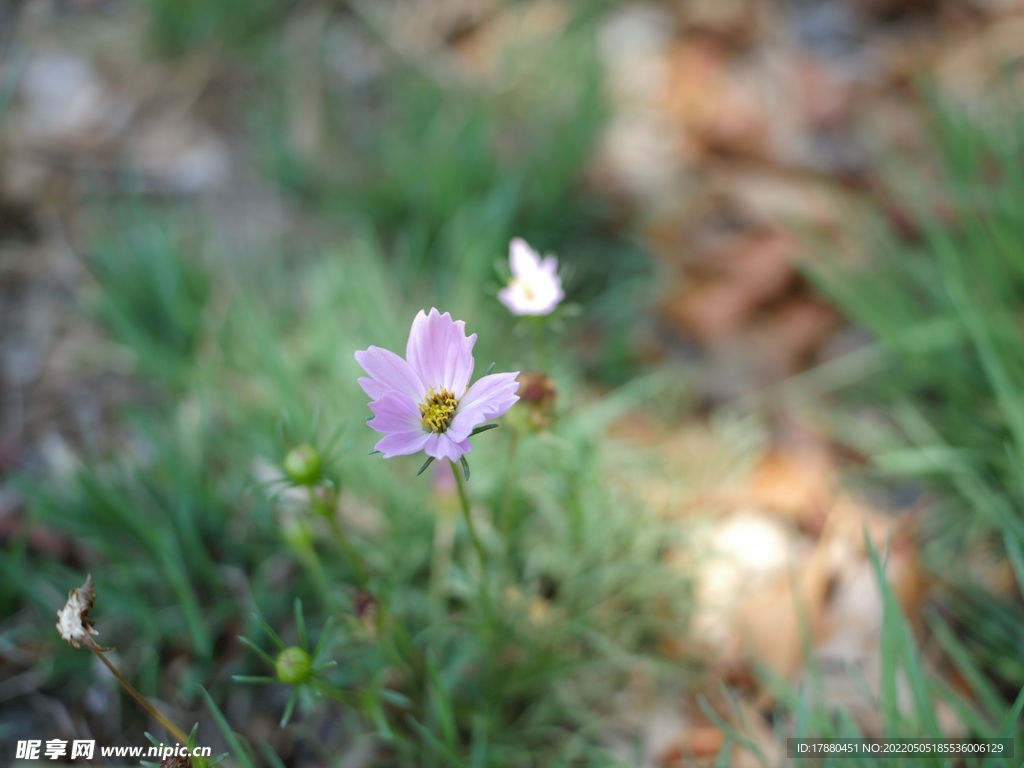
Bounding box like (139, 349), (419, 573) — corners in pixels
(512, 277), (535, 301)
(419, 388), (458, 433)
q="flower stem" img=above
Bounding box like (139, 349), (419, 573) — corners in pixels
(308, 488), (370, 586)
(499, 430), (520, 538)
(430, 513), (455, 607)
(91, 649), (190, 744)
(529, 317), (550, 372)
(288, 530), (336, 609)
(451, 461), (487, 571)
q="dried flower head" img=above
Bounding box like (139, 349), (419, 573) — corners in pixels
(160, 755), (190, 768)
(353, 588), (379, 637)
(510, 371), (557, 430)
(56, 575), (110, 651)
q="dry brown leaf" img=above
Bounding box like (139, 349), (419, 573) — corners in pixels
(678, 0), (768, 43)
(794, 55), (856, 131)
(706, 165), (847, 231)
(661, 230), (798, 341)
(450, 0), (568, 80)
(747, 299), (843, 380)
(934, 16), (1024, 106)
(749, 442), (835, 530)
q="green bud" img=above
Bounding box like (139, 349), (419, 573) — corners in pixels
(284, 445), (321, 486)
(275, 646), (312, 684)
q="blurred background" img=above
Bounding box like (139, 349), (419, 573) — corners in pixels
(2, 0), (1024, 765)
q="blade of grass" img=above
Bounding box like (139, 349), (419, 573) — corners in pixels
(200, 686), (255, 768)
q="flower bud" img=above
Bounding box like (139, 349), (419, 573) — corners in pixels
(283, 445), (321, 486)
(275, 646), (312, 684)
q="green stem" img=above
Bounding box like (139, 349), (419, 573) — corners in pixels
(430, 513), (455, 607)
(499, 430), (520, 539)
(309, 487), (370, 587)
(293, 536), (336, 610)
(529, 317), (550, 372)
(309, 678), (361, 707)
(451, 461), (487, 572)
(91, 649), (191, 744)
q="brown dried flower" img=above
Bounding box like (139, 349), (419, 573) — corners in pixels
(513, 371), (557, 429)
(354, 589), (379, 637)
(56, 575), (111, 651)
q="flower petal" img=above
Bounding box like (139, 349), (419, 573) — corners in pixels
(355, 346), (424, 402)
(367, 391), (422, 434)
(509, 238), (540, 278)
(357, 377), (390, 401)
(423, 432), (471, 462)
(405, 308), (476, 393)
(375, 431), (431, 458)
(497, 285), (520, 313)
(449, 372), (520, 438)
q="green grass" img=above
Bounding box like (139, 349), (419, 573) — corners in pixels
(793, 97), (1024, 766)
(5, 3), (1024, 766)
(2, 4), (683, 765)
(8, 221), (695, 764)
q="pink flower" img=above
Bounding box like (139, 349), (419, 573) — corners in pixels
(498, 238), (565, 316)
(356, 309), (520, 462)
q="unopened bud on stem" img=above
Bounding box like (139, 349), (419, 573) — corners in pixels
(284, 445), (322, 486)
(275, 647), (313, 684)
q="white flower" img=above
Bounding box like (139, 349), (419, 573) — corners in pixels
(56, 575), (103, 649)
(498, 238), (565, 316)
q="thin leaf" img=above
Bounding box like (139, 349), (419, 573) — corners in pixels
(294, 598), (307, 650)
(697, 694), (767, 766)
(866, 534), (941, 737)
(238, 636), (277, 668)
(997, 685), (1024, 737)
(259, 741), (287, 768)
(930, 613), (1005, 722)
(200, 686), (255, 768)
(1002, 531), (1024, 603)
(405, 715), (468, 766)
(930, 677), (997, 739)
(253, 612), (286, 650)
(427, 651), (458, 748)
(471, 712), (488, 768)
(311, 615), (336, 663)
(280, 687), (298, 727)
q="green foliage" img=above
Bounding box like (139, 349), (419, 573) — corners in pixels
(3, 6), (681, 760)
(252, 7), (649, 380)
(15, 224), (693, 763)
(747, 536), (1024, 768)
(808, 100), (1024, 700)
(145, 0), (289, 56)
(10, 1), (1024, 764)
(88, 211), (210, 386)
(810, 103), (1024, 526)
